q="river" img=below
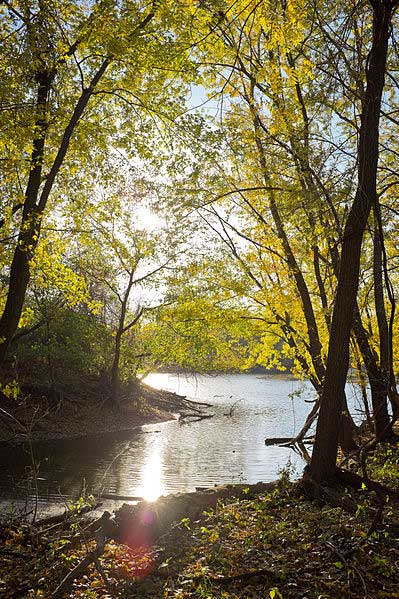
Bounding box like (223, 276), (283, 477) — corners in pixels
(0, 373), (364, 516)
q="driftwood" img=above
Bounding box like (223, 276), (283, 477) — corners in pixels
(265, 436), (313, 446)
(223, 398), (243, 416)
(138, 383), (213, 412)
(179, 412), (214, 422)
(265, 437), (293, 446)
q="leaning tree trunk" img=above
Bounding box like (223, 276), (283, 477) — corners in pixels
(0, 59), (111, 366)
(310, 0), (396, 482)
(352, 307), (391, 437)
(0, 69), (52, 364)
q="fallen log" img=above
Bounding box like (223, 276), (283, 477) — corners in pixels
(113, 481), (277, 546)
(265, 437), (294, 446)
(265, 436), (313, 446)
(179, 413), (214, 422)
(98, 493), (143, 501)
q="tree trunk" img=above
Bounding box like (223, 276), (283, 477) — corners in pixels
(109, 271), (137, 405)
(310, 0), (395, 482)
(352, 307), (391, 437)
(373, 207), (399, 425)
(249, 96), (325, 386)
(0, 60), (110, 366)
(111, 331), (123, 405)
(339, 391), (358, 453)
(0, 69), (52, 364)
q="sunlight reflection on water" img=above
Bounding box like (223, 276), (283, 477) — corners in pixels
(0, 373), (365, 511)
(135, 432), (165, 502)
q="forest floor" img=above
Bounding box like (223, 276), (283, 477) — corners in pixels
(0, 380), (202, 444)
(1, 443), (398, 598)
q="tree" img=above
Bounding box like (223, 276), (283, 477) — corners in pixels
(158, 0), (399, 450)
(0, 0), (192, 366)
(68, 176), (184, 403)
(158, 0), (360, 445)
(311, 0), (399, 481)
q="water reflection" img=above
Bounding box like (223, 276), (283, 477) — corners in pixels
(1, 373), (358, 507)
(136, 432), (164, 501)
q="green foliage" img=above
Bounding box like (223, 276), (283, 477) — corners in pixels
(14, 304), (112, 390)
(0, 0), (397, 440)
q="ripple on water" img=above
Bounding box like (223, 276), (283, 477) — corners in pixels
(0, 373), (364, 512)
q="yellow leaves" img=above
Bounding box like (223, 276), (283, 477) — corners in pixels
(255, 0), (308, 52)
(179, 0), (198, 12)
(140, 294), (261, 372)
(29, 234), (99, 312)
(1, 380), (19, 400)
(18, 307), (35, 329)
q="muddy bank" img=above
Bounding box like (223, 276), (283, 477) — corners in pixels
(0, 380), (207, 445)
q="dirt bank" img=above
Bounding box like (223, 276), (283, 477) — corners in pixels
(0, 379), (207, 444)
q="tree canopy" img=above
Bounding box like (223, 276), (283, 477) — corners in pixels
(1, 0), (399, 481)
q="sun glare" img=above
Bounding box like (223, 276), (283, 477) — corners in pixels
(136, 435), (164, 502)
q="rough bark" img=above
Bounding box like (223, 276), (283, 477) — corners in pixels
(311, 0), (395, 482)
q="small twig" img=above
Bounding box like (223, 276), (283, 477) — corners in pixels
(51, 549), (102, 598)
(223, 398), (243, 416)
(325, 541), (368, 598)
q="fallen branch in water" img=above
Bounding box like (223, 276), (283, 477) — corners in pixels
(223, 398), (242, 416)
(179, 413), (214, 422)
(265, 436), (313, 446)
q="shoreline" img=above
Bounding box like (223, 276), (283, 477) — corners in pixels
(0, 380), (201, 446)
(0, 411), (177, 446)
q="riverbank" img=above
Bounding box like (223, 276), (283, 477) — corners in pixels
(0, 380), (202, 444)
(1, 442), (398, 598)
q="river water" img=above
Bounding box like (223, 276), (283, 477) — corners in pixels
(0, 373), (364, 514)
